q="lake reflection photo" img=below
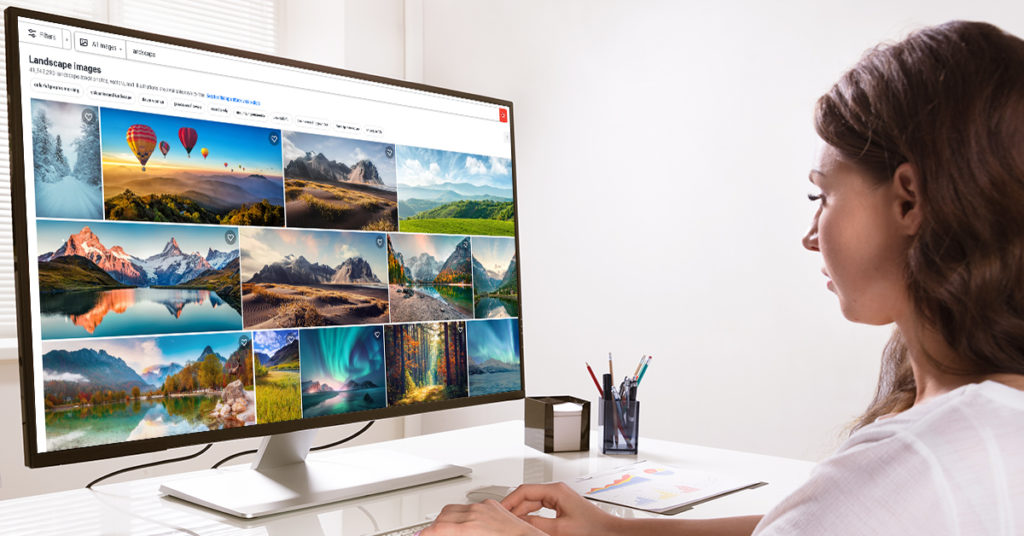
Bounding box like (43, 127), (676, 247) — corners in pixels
(36, 219), (242, 339)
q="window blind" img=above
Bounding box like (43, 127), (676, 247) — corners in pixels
(0, 0), (278, 343)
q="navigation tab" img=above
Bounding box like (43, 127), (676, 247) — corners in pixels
(172, 100), (204, 112)
(209, 105), (230, 116)
(88, 87), (133, 103)
(74, 31), (127, 59)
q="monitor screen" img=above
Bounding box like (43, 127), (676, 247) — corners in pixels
(7, 8), (522, 467)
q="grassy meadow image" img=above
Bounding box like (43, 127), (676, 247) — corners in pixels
(31, 99), (102, 220)
(396, 145), (514, 236)
(471, 236), (518, 318)
(300, 325), (387, 418)
(240, 227), (389, 329)
(385, 321), (468, 406)
(37, 219), (242, 340)
(282, 131), (398, 231)
(466, 318), (521, 396)
(253, 329), (301, 423)
(41, 331), (255, 451)
(100, 107), (284, 226)
(387, 233), (473, 323)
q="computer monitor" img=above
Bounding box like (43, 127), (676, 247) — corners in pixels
(6, 7), (523, 517)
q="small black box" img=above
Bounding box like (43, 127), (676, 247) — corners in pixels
(524, 396), (590, 453)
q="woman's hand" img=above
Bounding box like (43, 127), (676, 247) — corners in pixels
(501, 482), (623, 536)
(419, 498), (548, 536)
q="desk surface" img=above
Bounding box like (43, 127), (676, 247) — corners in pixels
(0, 420), (815, 535)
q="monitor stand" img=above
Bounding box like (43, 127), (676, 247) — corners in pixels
(159, 429), (471, 518)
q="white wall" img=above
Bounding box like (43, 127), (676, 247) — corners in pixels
(413, 0), (1024, 461)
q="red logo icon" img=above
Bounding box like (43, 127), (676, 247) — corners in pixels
(499, 108), (508, 123)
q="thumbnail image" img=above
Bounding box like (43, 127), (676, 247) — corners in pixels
(466, 318), (521, 396)
(42, 331), (256, 452)
(396, 145), (514, 237)
(471, 236), (518, 318)
(385, 321), (468, 406)
(388, 233), (472, 323)
(299, 325), (387, 419)
(37, 220), (242, 340)
(240, 227), (389, 329)
(253, 329), (302, 424)
(100, 107), (285, 226)
(30, 99), (102, 220)
(282, 131), (398, 231)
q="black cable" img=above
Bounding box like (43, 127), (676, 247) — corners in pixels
(86, 443), (212, 489)
(210, 420), (376, 469)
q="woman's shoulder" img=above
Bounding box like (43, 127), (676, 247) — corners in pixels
(848, 379), (1024, 450)
(753, 381), (1024, 535)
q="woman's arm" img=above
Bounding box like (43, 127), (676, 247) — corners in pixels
(421, 483), (762, 536)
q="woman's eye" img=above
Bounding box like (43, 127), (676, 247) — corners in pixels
(807, 193), (824, 203)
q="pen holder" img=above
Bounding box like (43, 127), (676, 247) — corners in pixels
(601, 398), (639, 455)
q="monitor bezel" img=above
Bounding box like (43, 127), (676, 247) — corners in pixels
(5, 7), (525, 468)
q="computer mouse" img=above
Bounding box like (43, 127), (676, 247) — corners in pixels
(465, 485), (516, 503)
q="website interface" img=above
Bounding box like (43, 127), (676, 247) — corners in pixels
(15, 15), (519, 454)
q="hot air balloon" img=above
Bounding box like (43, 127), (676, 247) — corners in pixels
(224, 162), (228, 167)
(200, 147), (209, 159)
(178, 127), (198, 158)
(126, 124), (157, 172)
(159, 141), (170, 158)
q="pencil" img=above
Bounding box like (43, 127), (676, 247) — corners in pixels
(585, 362), (604, 398)
(608, 352), (614, 384)
(632, 354), (646, 380)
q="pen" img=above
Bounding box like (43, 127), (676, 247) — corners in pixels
(637, 356), (652, 386)
(586, 361), (604, 398)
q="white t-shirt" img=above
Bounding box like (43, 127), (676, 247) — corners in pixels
(753, 380), (1024, 535)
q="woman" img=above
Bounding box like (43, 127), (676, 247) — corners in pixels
(422, 20), (1024, 535)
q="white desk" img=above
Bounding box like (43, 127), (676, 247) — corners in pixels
(0, 420), (815, 535)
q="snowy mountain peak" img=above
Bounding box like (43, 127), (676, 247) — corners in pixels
(161, 238), (183, 257)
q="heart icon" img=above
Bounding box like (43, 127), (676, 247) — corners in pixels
(225, 230), (237, 244)
(376, 237), (384, 248)
(374, 331), (381, 339)
(81, 109), (95, 124)
(268, 132), (279, 145)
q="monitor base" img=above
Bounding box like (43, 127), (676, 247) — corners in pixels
(159, 430), (471, 518)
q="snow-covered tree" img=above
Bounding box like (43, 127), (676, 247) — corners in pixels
(72, 108), (101, 185)
(53, 135), (71, 178)
(32, 109), (59, 184)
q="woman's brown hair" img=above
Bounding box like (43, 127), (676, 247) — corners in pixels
(814, 21), (1024, 430)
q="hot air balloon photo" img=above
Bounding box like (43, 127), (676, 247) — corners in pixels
(99, 108), (285, 226)
(126, 124), (157, 171)
(159, 141), (170, 158)
(178, 127), (197, 158)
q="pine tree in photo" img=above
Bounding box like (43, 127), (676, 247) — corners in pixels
(54, 135), (71, 178)
(72, 110), (102, 185)
(32, 108), (59, 184)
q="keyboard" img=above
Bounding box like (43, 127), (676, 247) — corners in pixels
(370, 520), (433, 535)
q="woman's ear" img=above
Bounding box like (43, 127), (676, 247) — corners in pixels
(892, 162), (922, 236)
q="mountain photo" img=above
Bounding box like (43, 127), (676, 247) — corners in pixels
(388, 233), (473, 323)
(385, 321), (468, 406)
(466, 318), (521, 396)
(253, 329), (302, 424)
(240, 227), (389, 329)
(471, 236), (519, 318)
(299, 325), (386, 418)
(31, 99), (102, 220)
(396, 145), (514, 236)
(41, 331), (256, 452)
(282, 131), (398, 231)
(100, 107), (285, 226)
(37, 220), (242, 340)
